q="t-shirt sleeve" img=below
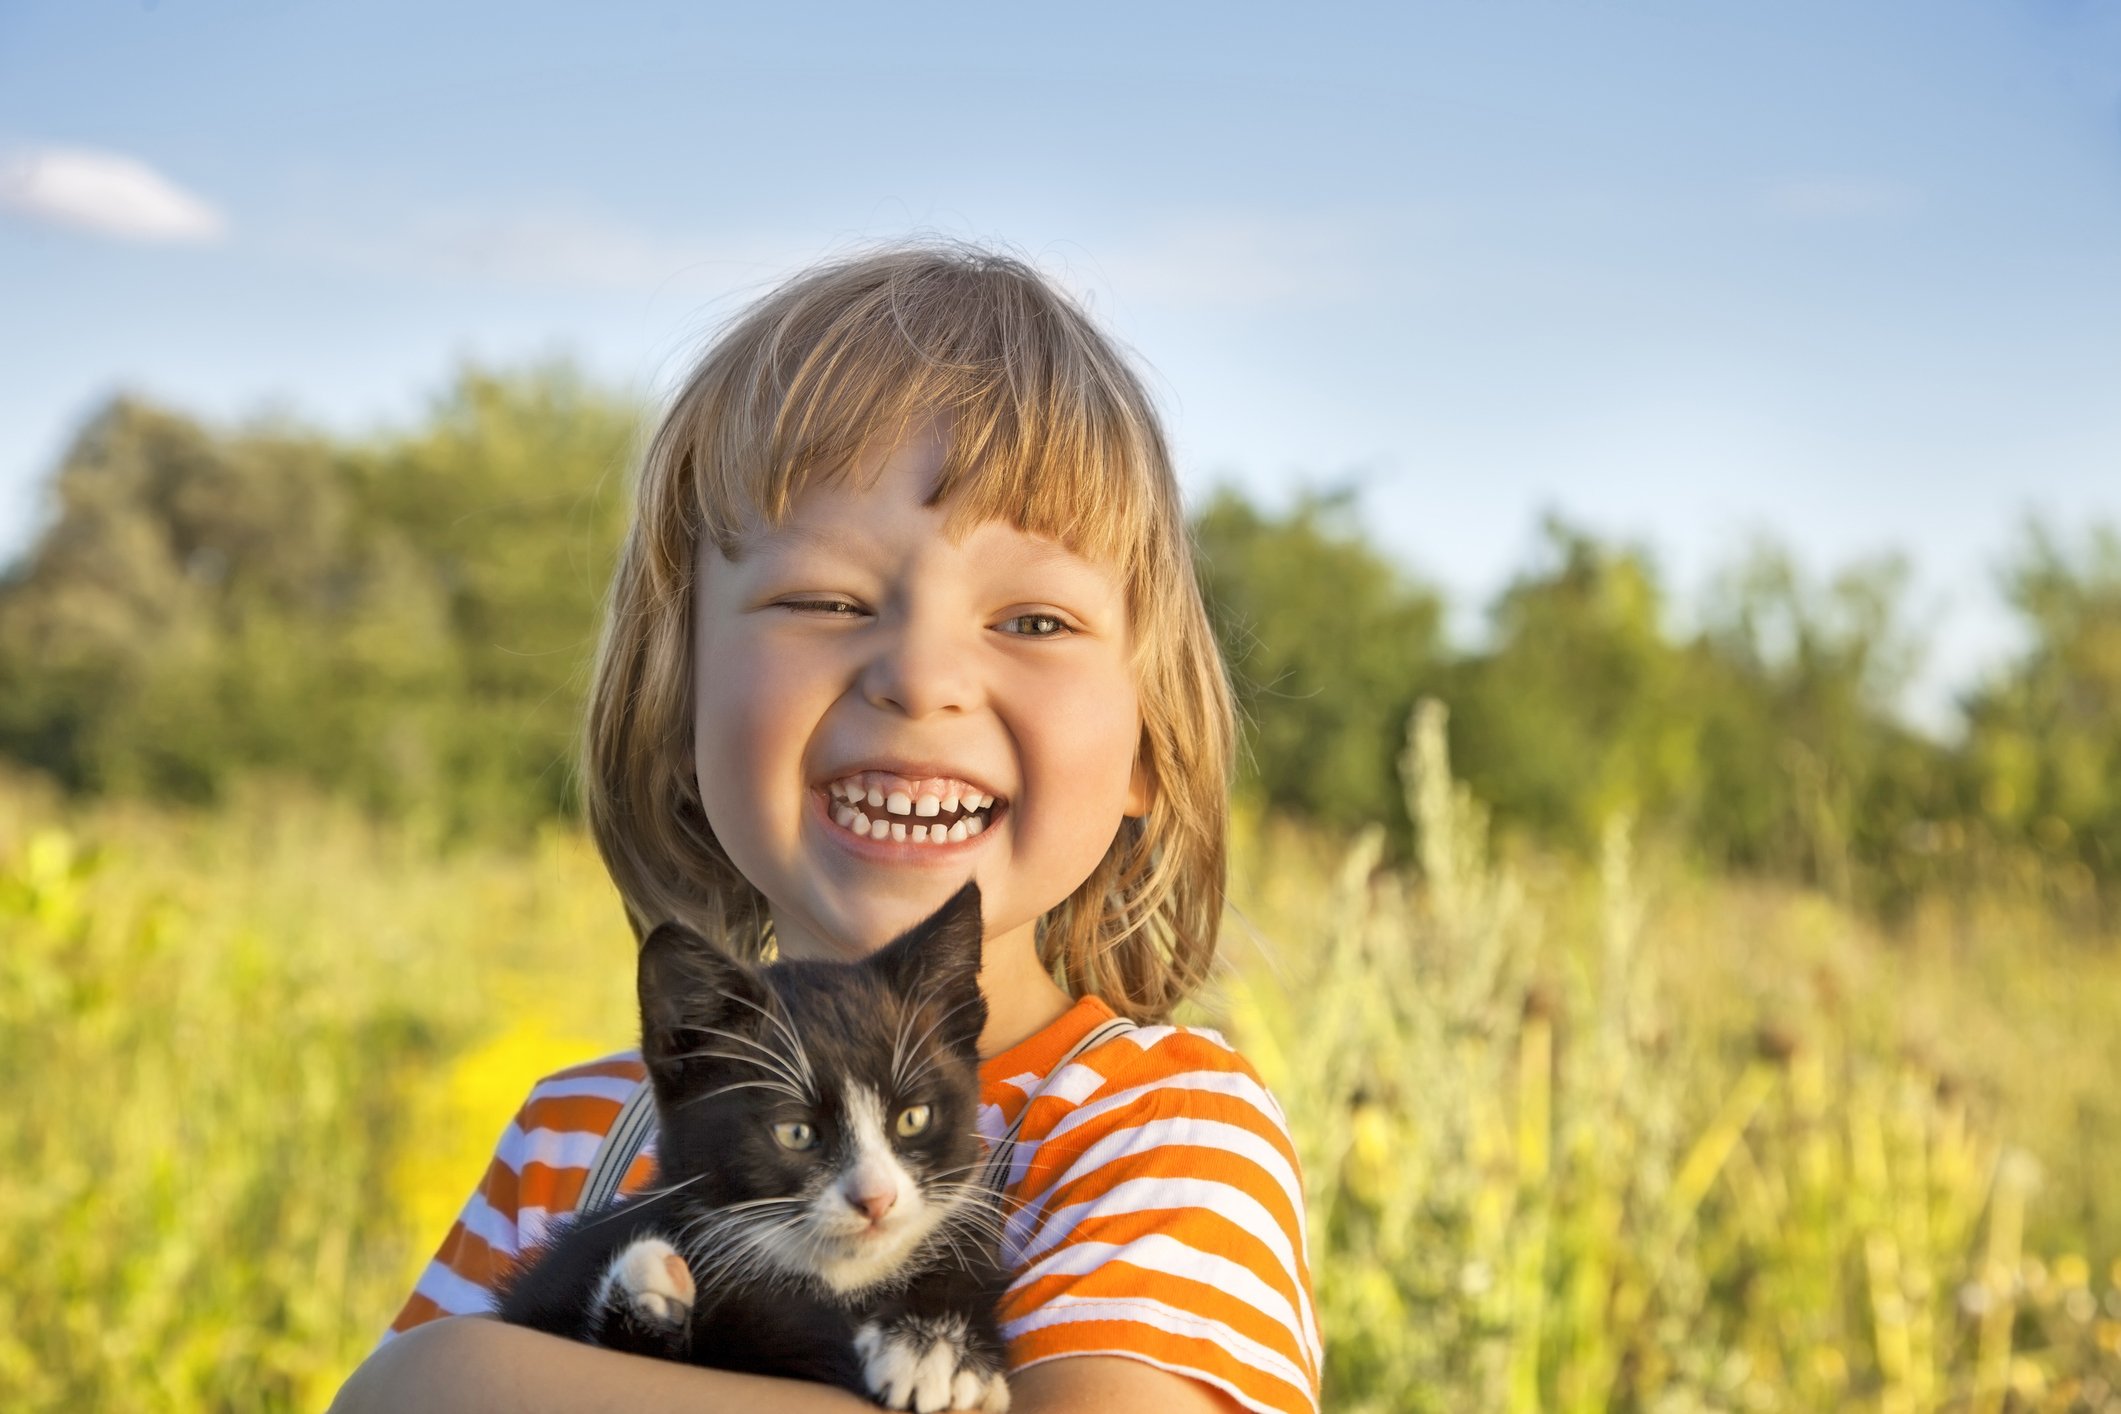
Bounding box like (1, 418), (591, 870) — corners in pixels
(383, 1063), (640, 1340)
(383, 1100), (538, 1338)
(997, 1034), (1322, 1414)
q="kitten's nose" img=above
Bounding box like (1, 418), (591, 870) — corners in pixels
(844, 1182), (897, 1224)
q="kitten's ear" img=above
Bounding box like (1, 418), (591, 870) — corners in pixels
(870, 882), (987, 1053)
(637, 921), (768, 1074)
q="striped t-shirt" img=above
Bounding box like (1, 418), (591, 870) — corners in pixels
(389, 996), (1321, 1414)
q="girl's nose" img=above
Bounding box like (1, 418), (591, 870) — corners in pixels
(859, 612), (979, 718)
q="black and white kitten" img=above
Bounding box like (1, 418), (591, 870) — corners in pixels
(496, 882), (1012, 1412)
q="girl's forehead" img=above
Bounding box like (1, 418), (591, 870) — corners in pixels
(728, 448), (1119, 574)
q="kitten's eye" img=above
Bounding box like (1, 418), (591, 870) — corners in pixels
(894, 1105), (931, 1138)
(773, 1120), (817, 1151)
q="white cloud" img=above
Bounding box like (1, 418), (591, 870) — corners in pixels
(0, 144), (226, 243)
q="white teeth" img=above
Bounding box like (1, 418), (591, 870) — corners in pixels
(947, 819), (968, 842)
(851, 810), (871, 835)
(833, 805), (855, 828)
(942, 787), (961, 813)
(911, 824), (929, 842)
(967, 792), (988, 811)
(966, 816), (986, 836)
(915, 795), (940, 818)
(890, 822), (906, 842)
(866, 786), (885, 809)
(887, 791), (912, 815)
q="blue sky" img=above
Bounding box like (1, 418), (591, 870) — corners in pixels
(3, 0), (2118, 733)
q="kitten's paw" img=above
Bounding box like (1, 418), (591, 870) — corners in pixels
(854, 1317), (1010, 1413)
(596, 1236), (696, 1330)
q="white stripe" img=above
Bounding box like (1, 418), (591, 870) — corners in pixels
(1001, 1072), (1318, 1362)
(1003, 1292), (1314, 1399)
(1011, 1113), (1304, 1224)
(457, 1191), (519, 1256)
(1038, 1068), (1280, 1151)
(499, 1123), (606, 1174)
(528, 1073), (643, 1104)
(1008, 1234), (1306, 1355)
(414, 1259), (499, 1317)
(1012, 1174), (1299, 1277)
(1041, 1058), (1111, 1106)
(1008, 1163), (1323, 1371)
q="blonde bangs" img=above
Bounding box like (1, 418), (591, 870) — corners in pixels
(586, 243), (1233, 1021)
(683, 248), (1159, 593)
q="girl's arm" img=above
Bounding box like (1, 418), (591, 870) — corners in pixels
(328, 1315), (876, 1414)
(1012, 1355), (1248, 1414)
(332, 1321), (1246, 1414)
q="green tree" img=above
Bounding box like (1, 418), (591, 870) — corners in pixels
(1960, 522), (2121, 878)
(1192, 487), (1445, 835)
(1443, 517), (1703, 855)
(1692, 539), (1948, 899)
(0, 364), (637, 832)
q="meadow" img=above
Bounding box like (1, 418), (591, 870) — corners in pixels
(5, 706), (2120, 1412)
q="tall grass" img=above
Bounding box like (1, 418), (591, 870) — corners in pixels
(1221, 703), (2121, 1411)
(3, 721), (2119, 1411)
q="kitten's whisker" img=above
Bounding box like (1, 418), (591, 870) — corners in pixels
(888, 997), (922, 1094)
(896, 990), (986, 1081)
(668, 1024), (816, 1098)
(679, 1078), (809, 1107)
(723, 991), (817, 1088)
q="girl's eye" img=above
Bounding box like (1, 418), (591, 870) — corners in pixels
(997, 612), (1069, 638)
(772, 1120), (817, 1151)
(782, 599), (865, 618)
(894, 1105), (931, 1138)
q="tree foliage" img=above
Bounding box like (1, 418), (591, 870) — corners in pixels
(0, 366), (2114, 906)
(1193, 487), (1443, 835)
(0, 366), (633, 831)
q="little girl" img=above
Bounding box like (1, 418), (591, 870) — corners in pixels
(333, 246), (1319, 1414)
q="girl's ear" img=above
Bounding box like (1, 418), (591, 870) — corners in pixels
(637, 922), (768, 1076)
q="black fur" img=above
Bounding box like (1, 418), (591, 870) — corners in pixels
(495, 883), (1010, 1405)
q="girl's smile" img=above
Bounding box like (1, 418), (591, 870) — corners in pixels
(690, 421), (1150, 972)
(816, 767), (1005, 850)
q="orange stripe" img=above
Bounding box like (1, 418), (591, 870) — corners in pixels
(1028, 1141), (1305, 1241)
(617, 1151), (662, 1196)
(519, 1093), (626, 1134)
(541, 1056), (650, 1084)
(390, 1290), (446, 1333)
(514, 1159), (590, 1216)
(1011, 1318), (1313, 1414)
(1017, 1203), (1306, 1301)
(1004, 1261), (1309, 1372)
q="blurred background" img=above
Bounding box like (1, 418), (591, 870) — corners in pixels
(3, 3), (2119, 1409)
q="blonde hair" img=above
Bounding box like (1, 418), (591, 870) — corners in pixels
(583, 243), (1234, 1022)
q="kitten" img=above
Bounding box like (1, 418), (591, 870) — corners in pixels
(496, 882), (1012, 1412)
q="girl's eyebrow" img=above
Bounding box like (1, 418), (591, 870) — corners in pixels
(745, 520), (864, 560)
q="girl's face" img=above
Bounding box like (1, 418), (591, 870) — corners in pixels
(692, 424), (1149, 964)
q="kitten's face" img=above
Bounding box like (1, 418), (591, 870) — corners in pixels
(638, 882), (990, 1295)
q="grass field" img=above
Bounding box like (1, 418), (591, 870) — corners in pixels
(5, 711), (2120, 1411)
